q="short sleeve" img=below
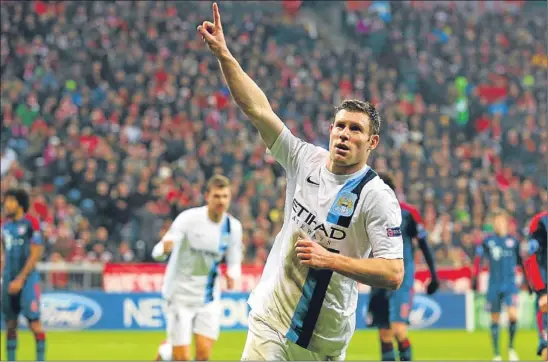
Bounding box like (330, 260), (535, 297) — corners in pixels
(366, 188), (404, 259)
(27, 217), (43, 245)
(161, 212), (188, 244)
(404, 205), (426, 240)
(267, 126), (321, 179)
(475, 244), (484, 257)
(30, 230), (43, 245)
(477, 237), (490, 257)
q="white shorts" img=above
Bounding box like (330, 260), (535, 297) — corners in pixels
(165, 299), (221, 346)
(241, 312), (345, 361)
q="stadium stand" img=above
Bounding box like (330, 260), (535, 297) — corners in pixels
(1, 0), (546, 274)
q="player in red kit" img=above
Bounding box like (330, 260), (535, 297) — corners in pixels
(523, 211), (547, 360)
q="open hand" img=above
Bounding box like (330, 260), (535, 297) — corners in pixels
(197, 3), (229, 58)
(295, 231), (333, 270)
(8, 277), (24, 295)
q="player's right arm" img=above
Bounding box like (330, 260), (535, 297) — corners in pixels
(523, 212), (547, 298)
(472, 237), (487, 290)
(151, 213), (188, 262)
(197, 3), (284, 149)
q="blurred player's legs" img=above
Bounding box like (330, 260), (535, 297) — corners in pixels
(4, 319), (18, 362)
(389, 288), (413, 362)
(536, 295), (547, 360)
(378, 328), (396, 362)
(165, 300), (221, 360)
(368, 289), (396, 361)
(487, 292), (502, 361)
(2, 276), (46, 361)
(241, 312), (345, 361)
(487, 291), (519, 361)
(194, 334), (216, 361)
(368, 287), (413, 361)
(165, 301), (193, 360)
(193, 301), (221, 361)
(505, 292), (519, 361)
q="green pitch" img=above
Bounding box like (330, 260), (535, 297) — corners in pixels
(0, 330), (539, 360)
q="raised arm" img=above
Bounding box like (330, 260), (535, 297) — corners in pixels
(197, 3), (284, 148)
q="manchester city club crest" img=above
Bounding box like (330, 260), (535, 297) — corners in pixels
(18, 225), (27, 236)
(333, 192), (358, 217)
(505, 238), (514, 248)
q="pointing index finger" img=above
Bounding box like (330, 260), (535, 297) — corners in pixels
(213, 3), (222, 29)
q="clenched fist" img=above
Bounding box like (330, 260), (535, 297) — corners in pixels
(295, 231), (335, 270)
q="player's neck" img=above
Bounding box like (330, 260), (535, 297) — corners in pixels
(207, 208), (223, 223)
(326, 159), (369, 176)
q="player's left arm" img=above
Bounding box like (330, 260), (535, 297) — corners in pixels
(297, 188), (404, 290)
(408, 209), (439, 293)
(225, 220), (243, 290)
(15, 228), (44, 283)
(523, 216), (547, 296)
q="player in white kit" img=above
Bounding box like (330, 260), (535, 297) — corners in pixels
(151, 175), (242, 361)
(198, 4), (404, 360)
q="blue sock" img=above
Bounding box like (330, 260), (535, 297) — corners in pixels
(381, 341), (396, 361)
(7, 330), (17, 361)
(509, 321), (517, 349)
(35, 332), (46, 361)
(398, 338), (412, 361)
(490, 322), (500, 356)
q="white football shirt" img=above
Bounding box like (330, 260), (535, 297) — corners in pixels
(248, 127), (403, 357)
(156, 206), (243, 306)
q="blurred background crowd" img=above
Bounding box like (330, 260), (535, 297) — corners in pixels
(1, 0), (546, 270)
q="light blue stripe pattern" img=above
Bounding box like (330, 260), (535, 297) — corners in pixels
(326, 168), (369, 224)
(204, 217), (230, 303)
(286, 271), (318, 343)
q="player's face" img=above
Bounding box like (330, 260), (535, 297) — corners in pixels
(328, 110), (379, 171)
(3, 196), (21, 218)
(206, 186), (231, 215)
(493, 214), (508, 236)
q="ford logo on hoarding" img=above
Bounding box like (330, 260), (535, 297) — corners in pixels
(39, 293), (102, 330)
(409, 295), (441, 329)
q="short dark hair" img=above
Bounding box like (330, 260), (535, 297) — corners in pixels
(206, 174), (231, 192)
(4, 188), (30, 212)
(377, 172), (396, 191)
(334, 99), (381, 135)
(491, 208), (508, 218)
